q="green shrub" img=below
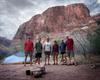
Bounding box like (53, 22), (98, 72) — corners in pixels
(88, 27), (100, 54)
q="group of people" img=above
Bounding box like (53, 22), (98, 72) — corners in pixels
(24, 36), (76, 66)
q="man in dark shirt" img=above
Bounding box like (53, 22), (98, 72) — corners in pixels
(52, 41), (59, 65)
(60, 40), (66, 63)
(35, 38), (42, 65)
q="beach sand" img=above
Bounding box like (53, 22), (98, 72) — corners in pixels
(0, 64), (100, 80)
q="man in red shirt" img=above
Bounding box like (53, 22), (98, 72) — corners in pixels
(24, 37), (34, 66)
(66, 36), (76, 65)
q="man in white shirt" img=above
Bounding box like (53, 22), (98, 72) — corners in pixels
(43, 38), (51, 65)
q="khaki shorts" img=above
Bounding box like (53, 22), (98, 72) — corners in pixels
(67, 50), (74, 58)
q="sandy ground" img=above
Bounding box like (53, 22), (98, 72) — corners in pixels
(0, 64), (100, 80)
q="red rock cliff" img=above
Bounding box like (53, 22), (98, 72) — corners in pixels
(14, 3), (94, 40)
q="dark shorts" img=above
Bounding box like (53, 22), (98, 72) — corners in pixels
(44, 51), (51, 56)
(67, 50), (74, 58)
(61, 51), (66, 54)
(25, 51), (33, 56)
(35, 52), (42, 58)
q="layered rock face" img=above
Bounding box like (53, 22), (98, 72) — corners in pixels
(0, 37), (12, 60)
(12, 3), (100, 56)
(14, 3), (94, 40)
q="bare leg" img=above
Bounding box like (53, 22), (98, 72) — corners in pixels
(38, 58), (40, 65)
(56, 53), (58, 64)
(61, 54), (64, 63)
(53, 53), (55, 64)
(71, 51), (77, 65)
(69, 57), (71, 64)
(62, 54), (64, 62)
(24, 55), (27, 66)
(48, 55), (50, 65)
(35, 58), (38, 64)
(68, 51), (71, 64)
(73, 57), (77, 65)
(61, 54), (63, 62)
(65, 54), (67, 63)
(30, 55), (32, 66)
(45, 55), (47, 65)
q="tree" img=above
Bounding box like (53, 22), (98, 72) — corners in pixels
(88, 27), (100, 54)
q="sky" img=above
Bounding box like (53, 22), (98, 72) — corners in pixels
(0, 0), (100, 40)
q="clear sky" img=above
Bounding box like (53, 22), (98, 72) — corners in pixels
(0, 0), (100, 39)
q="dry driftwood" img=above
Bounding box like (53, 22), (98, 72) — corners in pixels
(26, 65), (46, 78)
